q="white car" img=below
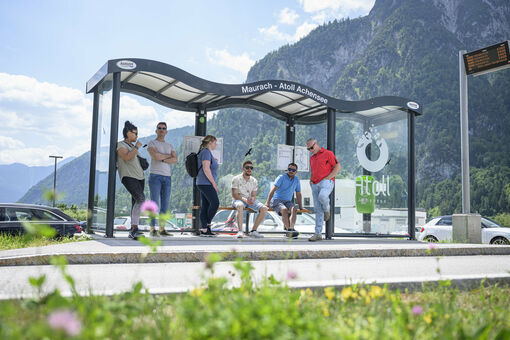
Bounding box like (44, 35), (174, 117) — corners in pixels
(418, 215), (510, 245)
(211, 210), (350, 234)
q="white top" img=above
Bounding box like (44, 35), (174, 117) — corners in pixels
(231, 173), (258, 199)
(149, 139), (174, 176)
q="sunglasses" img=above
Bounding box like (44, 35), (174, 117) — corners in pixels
(287, 168), (297, 172)
(157, 127), (167, 130)
(244, 166), (254, 170)
(307, 142), (316, 151)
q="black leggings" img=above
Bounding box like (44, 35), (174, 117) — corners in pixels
(121, 177), (145, 226)
(197, 184), (219, 229)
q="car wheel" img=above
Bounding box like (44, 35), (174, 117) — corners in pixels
(490, 237), (510, 245)
(424, 235), (438, 243)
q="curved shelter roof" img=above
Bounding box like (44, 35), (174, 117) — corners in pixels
(86, 58), (422, 125)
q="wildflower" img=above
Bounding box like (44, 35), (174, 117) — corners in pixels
(47, 309), (82, 336)
(140, 200), (159, 214)
(412, 305), (424, 315)
(365, 296), (371, 304)
(322, 307), (330, 317)
(423, 314), (432, 324)
(286, 270), (298, 280)
(369, 285), (383, 298)
(305, 288), (313, 296)
(428, 243), (437, 250)
(190, 287), (204, 297)
(359, 288), (367, 297)
(341, 287), (353, 300)
(324, 287), (335, 300)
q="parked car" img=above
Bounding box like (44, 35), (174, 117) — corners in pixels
(0, 203), (82, 237)
(211, 210), (350, 234)
(418, 215), (510, 245)
(114, 216), (181, 232)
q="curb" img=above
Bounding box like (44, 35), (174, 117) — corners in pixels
(2, 246), (510, 266)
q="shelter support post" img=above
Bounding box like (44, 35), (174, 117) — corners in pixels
(86, 89), (99, 234)
(192, 108), (207, 234)
(326, 108), (335, 239)
(285, 117), (295, 147)
(105, 72), (121, 238)
(408, 111), (416, 240)
(362, 120), (372, 233)
(459, 50), (470, 214)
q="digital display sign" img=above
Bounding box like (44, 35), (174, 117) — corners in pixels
(463, 41), (510, 75)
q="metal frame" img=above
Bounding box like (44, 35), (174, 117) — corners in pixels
(86, 58), (422, 240)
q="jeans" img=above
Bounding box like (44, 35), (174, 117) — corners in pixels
(311, 179), (334, 234)
(149, 174), (172, 227)
(121, 177), (145, 226)
(197, 184), (219, 229)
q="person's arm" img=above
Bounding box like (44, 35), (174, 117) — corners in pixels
(118, 141), (141, 161)
(248, 190), (257, 205)
(162, 150), (178, 164)
(202, 160), (217, 191)
(147, 145), (170, 161)
(232, 188), (246, 202)
(325, 163), (341, 180)
(265, 186), (277, 207)
(296, 191), (304, 210)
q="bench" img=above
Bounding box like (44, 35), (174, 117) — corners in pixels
(192, 205), (311, 234)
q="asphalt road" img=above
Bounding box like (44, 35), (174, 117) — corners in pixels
(1, 255), (509, 299)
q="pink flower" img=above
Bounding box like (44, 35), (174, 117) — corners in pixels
(286, 270), (298, 280)
(140, 200), (159, 214)
(412, 305), (424, 315)
(428, 243), (437, 250)
(47, 309), (82, 336)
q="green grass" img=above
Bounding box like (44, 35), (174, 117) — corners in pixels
(0, 233), (86, 251)
(0, 257), (509, 339)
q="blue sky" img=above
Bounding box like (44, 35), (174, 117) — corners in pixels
(0, 0), (375, 166)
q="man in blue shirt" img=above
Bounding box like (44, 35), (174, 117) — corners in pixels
(265, 162), (304, 238)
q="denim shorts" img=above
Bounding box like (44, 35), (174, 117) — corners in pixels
(232, 199), (264, 212)
(270, 199), (295, 213)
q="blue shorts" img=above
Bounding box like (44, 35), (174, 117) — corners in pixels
(270, 199), (295, 213)
(232, 199), (264, 212)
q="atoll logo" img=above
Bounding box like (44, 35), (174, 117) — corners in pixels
(116, 60), (137, 70)
(356, 126), (389, 173)
(406, 101), (419, 110)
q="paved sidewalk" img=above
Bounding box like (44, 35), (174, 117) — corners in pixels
(1, 232), (510, 266)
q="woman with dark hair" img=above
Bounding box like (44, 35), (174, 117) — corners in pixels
(117, 121), (145, 240)
(196, 135), (219, 236)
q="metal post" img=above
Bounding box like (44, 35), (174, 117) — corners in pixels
(326, 108), (335, 239)
(408, 111), (416, 240)
(192, 107), (207, 234)
(285, 117), (295, 147)
(49, 155), (63, 207)
(86, 89), (99, 234)
(105, 72), (121, 238)
(362, 120), (371, 233)
(459, 50), (470, 213)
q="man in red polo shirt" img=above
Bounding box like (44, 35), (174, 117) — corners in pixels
(306, 138), (341, 241)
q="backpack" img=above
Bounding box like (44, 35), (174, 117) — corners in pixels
(185, 150), (202, 177)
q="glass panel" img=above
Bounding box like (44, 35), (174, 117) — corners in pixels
(91, 75), (113, 230)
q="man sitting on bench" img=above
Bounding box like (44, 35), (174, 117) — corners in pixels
(265, 162), (303, 238)
(231, 160), (267, 238)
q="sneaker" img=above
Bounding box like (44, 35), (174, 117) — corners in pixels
(236, 231), (245, 239)
(128, 227), (142, 240)
(285, 229), (299, 239)
(149, 229), (157, 237)
(200, 229), (217, 237)
(248, 230), (264, 238)
(158, 230), (173, 237)
(324, 211), (330, 222)
(308, 233), (323, 242)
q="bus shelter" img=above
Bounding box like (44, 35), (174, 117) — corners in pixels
(86, 58), (422, 239)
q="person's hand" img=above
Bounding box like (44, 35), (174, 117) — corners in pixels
(136, 141), (142, 149)
(247, 197), (255, 205)
(212, 183), (218, 192)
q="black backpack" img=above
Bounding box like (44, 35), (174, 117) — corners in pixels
(185, 150), (202, 177)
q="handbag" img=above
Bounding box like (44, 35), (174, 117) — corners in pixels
(138, 155), (149, 171)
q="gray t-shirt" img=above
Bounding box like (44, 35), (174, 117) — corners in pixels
(117, 141), (144, 181)
(148, 139), (174, 176)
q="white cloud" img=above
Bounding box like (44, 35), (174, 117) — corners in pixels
(259, 21), (317, 43)
(162, 109), (195, 130)
(206, 48), (255, 75)
(279, 8), (299, 24)
(298, 0), (374, 13)
(0, 73), (191, 166)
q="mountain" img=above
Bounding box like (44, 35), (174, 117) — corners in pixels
(17, 126), (193, 206)
(0, 157), (75, 202)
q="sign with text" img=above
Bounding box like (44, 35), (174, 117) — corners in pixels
(182, 136), (223, 164)
(275, 144), (309, 172)
(463, 41), (510, 75)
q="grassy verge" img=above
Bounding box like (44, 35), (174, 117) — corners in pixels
(0, 256), (509, 339)
(0, 233), (87, 251)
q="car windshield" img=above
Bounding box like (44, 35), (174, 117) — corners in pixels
(114, 218), (127, 224)
(482, 217), (503, 229)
